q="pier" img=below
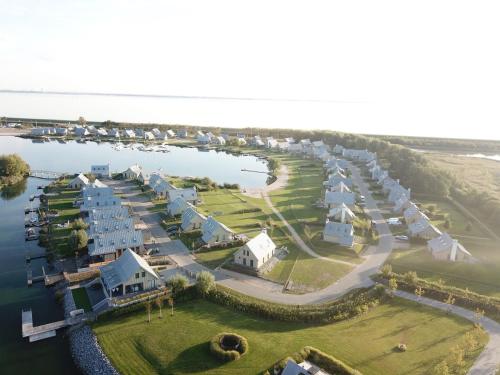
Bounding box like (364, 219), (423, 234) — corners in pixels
(241, 168), (269, 174)
(21, 309), (85, 342)
(29, 170), (66, 180)
(27, 265), (64, 287)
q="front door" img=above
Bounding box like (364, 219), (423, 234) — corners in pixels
(250, 259), (254, 268)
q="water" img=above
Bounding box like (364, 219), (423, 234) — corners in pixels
(0, 178), (78, 374)
(0, 136), (269, 188)
(463, 153), (500, 162)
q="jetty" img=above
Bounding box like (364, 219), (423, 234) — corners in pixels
(29, 170), (65, 180)
(21, 309), (85, 342)
(241, 168), (269, 174)
(27, 266), (64, 287)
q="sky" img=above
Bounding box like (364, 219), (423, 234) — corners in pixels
(1, 0), (500, 140)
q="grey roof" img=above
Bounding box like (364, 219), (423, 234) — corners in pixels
(323, 221), (354, 246)
(201, 217), (234, 242)
(69, 173), (89, 186)
(181, 207), (207, 230)
(324, 174), (353, 187)
(100, 249), (158, 289)
(88, 229), (143, 256)
(324, 191), (356, 206)
(328, 203), (356, 222)
(168, 187), (197, 202)
(427, 233), (471, 256)
(88, 217), (135, 239)
(85, 206), (131, 223)
(408, 217), (441, 236)
(239, 231), (276, 260)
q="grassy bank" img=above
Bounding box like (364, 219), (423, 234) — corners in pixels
(93, 298), (486, 375)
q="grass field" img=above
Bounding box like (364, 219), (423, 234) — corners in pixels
(93, 298), (486, 375)
(71, 287), (92, 312)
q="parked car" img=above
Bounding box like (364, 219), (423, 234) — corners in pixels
(395, 235), (409, 241)
(387, 218), (402, 225)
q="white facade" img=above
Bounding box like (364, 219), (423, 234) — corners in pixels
(233, 230), (276, 269)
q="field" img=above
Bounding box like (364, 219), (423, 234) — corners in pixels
(71, 287), (92, 312)
(93, 298), (486, 375)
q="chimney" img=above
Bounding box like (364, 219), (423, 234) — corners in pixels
(341, 207), (346, 223)
(450, 239), (458, 262)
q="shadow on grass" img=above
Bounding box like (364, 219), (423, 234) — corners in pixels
(164, 342), (222, 374)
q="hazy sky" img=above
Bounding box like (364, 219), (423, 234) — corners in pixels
(1, 1), (500, 140)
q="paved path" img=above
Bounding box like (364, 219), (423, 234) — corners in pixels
(262, 192), (356, 267)
(394, 290), (500, 375)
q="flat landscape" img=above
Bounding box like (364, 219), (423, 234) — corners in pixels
(94, 298), (485, 375)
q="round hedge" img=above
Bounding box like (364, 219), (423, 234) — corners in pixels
(209, 332), (249, 362)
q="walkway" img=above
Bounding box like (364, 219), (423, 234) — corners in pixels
(394, 290), (500, 375)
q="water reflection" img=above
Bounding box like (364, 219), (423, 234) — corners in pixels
(1, 178), (27, 200)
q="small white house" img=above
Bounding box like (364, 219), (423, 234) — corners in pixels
(80, 195), (121, 212)
(167, 197), (191, 217)
(233, 230), (276, 269)
(167, 187), (198, 205)
(68, 173), (89, 189)
(144, 131), (155, 141)
(166, 129), (176, 138)
(100, 249), (160, 297)
(213, 136), (226, 145)
(97, 128), (108, 137)
(427, 233), (473, 262)
(137, 170), (151, 185)
(152, 178), (176, 197)
(323, 221), (354, 247)
(123, 165), (142, 180)
(201, 217), (234, 245)
(181, 207), (207, 231)
(124, 129), (136, 138)
(408, 217), (441, 240)
(91, 164), (111, 179)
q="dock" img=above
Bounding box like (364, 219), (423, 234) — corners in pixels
(21, 309), (85, 342)
(26, 253), (47, 262)
(27, 266), (64, 287)
(241, 168), (269, 174)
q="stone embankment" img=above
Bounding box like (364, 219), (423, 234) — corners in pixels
(63, 289), (118, 375)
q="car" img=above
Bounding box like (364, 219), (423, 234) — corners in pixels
(395, 235), (409, 241)
(359, 195), (366, 200)
(166, 225), (179, 232)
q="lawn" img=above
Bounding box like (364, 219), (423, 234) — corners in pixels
(93, 298), (486, 375)
(71, 287), (92, 312)
(195, 246), (239, 269)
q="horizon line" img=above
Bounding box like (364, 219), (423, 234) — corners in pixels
(0, 89), (365, 104)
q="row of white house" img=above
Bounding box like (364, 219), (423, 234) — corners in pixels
(68, 168), (145, 263)
(365, 151), (473, 262)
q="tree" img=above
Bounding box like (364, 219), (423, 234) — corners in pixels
(69, 229), (88, 253)
(474, 308), (485, 325)
(78, 116), (86, 126)
(72, 218), (88, 230)
(462, 331), (478, 357)
(167, 296), (174, 316)
(381, 264), (392, 278)
(145, 300), (152, 323)
(196, 271), (215, 296)
(414, 286), (425, 301)
(155, 295), (164, 319)
(447, 345), (466, 373)
(444, 218), (451, 229)
(388, 278), (398, 297)
(403, 271), (418, 285)
(433, 361), (450, 375)
(0, 154), (30, 177)
(443, 293), (455, 314)
(167, 274), (188, 296)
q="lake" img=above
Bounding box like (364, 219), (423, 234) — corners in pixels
(0, 177), (79, 374)
(0, 136), (269, 188)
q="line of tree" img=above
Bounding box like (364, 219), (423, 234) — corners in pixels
(0, 154), (30, 187)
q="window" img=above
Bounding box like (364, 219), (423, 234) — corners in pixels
(141, 271), (145, 278)
(135, 273), (139, 279)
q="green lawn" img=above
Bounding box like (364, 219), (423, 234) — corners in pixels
(195, 246), (239, 269)
(71, 287), (92, 312)
(93, 298), (486, 375)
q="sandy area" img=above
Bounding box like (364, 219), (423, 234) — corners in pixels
(0, 128), (29, 136)
(241, 165), (288, 198)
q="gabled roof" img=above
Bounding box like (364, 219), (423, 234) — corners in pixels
(168, 197), (191, 213)
(69, 173), (89, 186)
(85, 206), (131, 222)
(202, 217), (234, 238)
(328, 203), (356, 222)
(168, 187), (197, 202)
(330, 181), (351, 193)
(153, 178), (176, 193)
(124, 164), (142, 175)
(240, 231), (276, 259)
(88, 217), (135, 238)
(428, 233), (472, 257)
(324, 191), (356, 206)
(408, 217), (441, 235)
(181, 207), (207, 228)
(403, 203), (425, 220)
(100, 249), (158, 289)
(323, 221), (354, 246)
(89, 229), (144, 256)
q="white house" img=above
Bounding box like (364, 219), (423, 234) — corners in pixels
(181, 207), (207, 231)
(236, 137), (247, 146)
(86, 125), (98, 135)
(324, 174), (353, 188)
(327, 203), (356, 223)
(91, 164), (111, 179)
(138, 170), (151, 185)
(233, 230), (276, 269)
(427, 233), (473, 262)
(388, 184), (411, 204)
(266, 138), (278, 149)
(403, 203), (426, 225)
(166, 129), (176, 138)
(100, 249), (160, 297)
(330, 181), (351, 193)
(56, 127), (68, 136)
(135, 128), (144, 138)
(68, 173), (89, 189)
(124, 129), (136, 138)
(144, 131), (155, 141)
(333, 144), (344, 154)
(82, 181), (113, 199)
(167, 187), (198, 205)
(151, 128), (162, 138)
(88, 229), (144, 262)
(167, 197), (191, 217)
(97, 128), (108, 137)
(108, 128), (121, 138)
(213, 136), (226, 145)
(197, 131), (212, 144)
(324, 191), (356, 209)
(288, 143), (303, 154)
(74, 127), (90, 137)
(123, 165), (142, 180)
(393, 196), (411, 213)
(201, 217), (234, 245)
(323, 221), (354, 247)
(178, 128), (188, 138)
(152, 178), (175, 197)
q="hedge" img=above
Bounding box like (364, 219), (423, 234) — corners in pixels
(205, 284), (385, 323)
(376, 272), (500, 321)
(269, 346), (361, 375)
(209, 332), (248, 362)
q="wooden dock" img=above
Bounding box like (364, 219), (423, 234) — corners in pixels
(27, 266), (64, 287)
(21, 309), (84, 342)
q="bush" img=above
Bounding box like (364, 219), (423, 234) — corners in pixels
(167, 274), (189, 296)
(397, 343), (407, 352)
(209, 333), (248, 362)
(196, 271), (215, 296)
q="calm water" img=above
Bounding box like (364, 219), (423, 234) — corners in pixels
(0, 178), (78, 374)
(463, 153), (500, 162)
(0, 136), (269, 188)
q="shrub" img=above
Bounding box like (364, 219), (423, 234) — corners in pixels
(167, 274), (189, 296)
(196, 271), (215, 296)
(209, 333), (248, 362)
(397, 343), (407, 352)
